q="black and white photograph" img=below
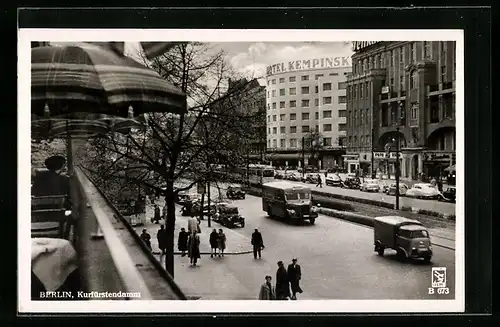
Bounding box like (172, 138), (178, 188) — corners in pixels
(19, 29), (464, 313)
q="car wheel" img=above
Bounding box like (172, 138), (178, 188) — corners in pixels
(309, 217), (316, 225)
(397, 249), (407, 261)
(241, 221), (245, 228)
(423, 256), (432, 264)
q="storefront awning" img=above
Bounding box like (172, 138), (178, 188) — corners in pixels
(266, 153), (301, 160)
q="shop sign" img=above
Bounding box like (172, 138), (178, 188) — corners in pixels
(373, 152), (398, 160)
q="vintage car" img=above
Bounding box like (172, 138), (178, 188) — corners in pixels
(373, 216), (432, 263)
(405, 183), (441, 200)
(439, 186), (456, 203)
(226, 186), (246, 200)
(302, 173), (318, 184)
(284, 172), (301, 181)
(325, 174), (342, 187)
(176, 191), (201, 205)
(360, 179), (381, 192)
(385, 182), (409, 196)
(180, 200), (216, 218)
(341, 176), (361, 189)
(213, 203), (245, 228)
(274, 172), (284, 179)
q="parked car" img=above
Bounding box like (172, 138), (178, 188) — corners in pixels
(274, 172), (284, 179)
(303, 173), (318, 184)
(181, 200), (216, 218)
(213, 203), (245, 228)
(385, 183), (409, 196)
(439, 186), (456, 203)
(285, 172), (300, 181)
(341, 176), (361, 189)
(405, 183), (441, 200)
(360, 179), (381, 192)
(226, 186), (246, 200)
(177, 192), (200, 205)
(325, 174), (342, 187)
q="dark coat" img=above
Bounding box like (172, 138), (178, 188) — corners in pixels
(276, 266), (290, 299)
(178, 231), (189, 251)
(287, 263), (303, 294)
(154, 207), (161, 220)
(140, 232), (152, 249)
(209, 231), (219, 248)
(251, 231), (264, 248)
(157, 229), (167, 250)
(32, 171), (71, 207)
(188, 234), (201, 259)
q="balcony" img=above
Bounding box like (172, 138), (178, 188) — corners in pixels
(30, 166), (186, 302)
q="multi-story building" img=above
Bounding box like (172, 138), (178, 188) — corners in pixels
(345, 41), (456, 180)
(265, 56), (352, 169)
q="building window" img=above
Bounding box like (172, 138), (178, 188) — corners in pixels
(272, 115), (277, 121)
(323, 137), (332, 146)
(353, 85), (357, 98)
(379, 53), (384, 68)
(366, 109), (370, 124)
(400, 76), (404, 91)
(391, 50), (395, 66)
(290, 100), (296, 108)
(272, 139), (277, 148)
(338, 123), (347, 132)
(301, 99), (310, 107)
(273, 127), (277, 134)
(289, 76), (296, 82)
(411, 42), (416, 62)
(368, 56), (373, 69)
(338, 96), (347, 104)
(302, 112), (310, 120)
(272, 79), (276, 85)
(360, 136), (364, 147)
(267, 115), (270, 122)
(315, 74), (324, 80)
(280, 114), (285, 121)
(279, 77), (285, 83)
(410, 70), (418, 89)
(272, 102), (277, 109)
(315, 112), (319, 120)
(315, 98), (319, 106)
(280, 139), (285, 148)
(268, 140), (271, 148)
(301, 86), (310, 94)
(329, 72), (338, 76)
(290, 113), (296, 120)
(289, 88), (297, 96)
(321, 83), (331, 91)
(268, 128), (271, 134)
(267, 103), (271, 110)
(290, 138), (297, 148)
(272, 90), (276, 97)
(363, 59), (368, 72)
(400, 47), (404, 64)
(302, 125), (310, 132)
(322, 96), (332, 105)
(315, 85), (319, 93)
(280, 101), (285, 109)
(279, 88), (285, 96)
(338, 110), (346, 117)
(280, 126), (286, 134)
(338, 81), (347, 90)
(323, 110), (332, 118)
(360, 110), (364, 125)
(441, 66), (446, 83)
(323, 124), (332, 132)
(290, 126), (297, 133)
(424, 41), (431, 59)
(411, 103), (418, 120)
(360, 84), (364, 98)
(267, 80), (270, 86)
(301, 75), (309, 81)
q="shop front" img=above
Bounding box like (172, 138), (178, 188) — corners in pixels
(343, 154), (359, 174)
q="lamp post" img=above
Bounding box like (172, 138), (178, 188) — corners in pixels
(301, 136), (305, 178)
(395, 127), (400, 210)
(371, 128), (375, 179)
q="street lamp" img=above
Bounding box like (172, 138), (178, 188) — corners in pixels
(385, 127), (401, 210)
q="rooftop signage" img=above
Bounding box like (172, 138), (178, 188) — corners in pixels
(352, 41), (381, 52)
(266, 56), (351, 76)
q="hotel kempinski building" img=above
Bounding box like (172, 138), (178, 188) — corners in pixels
(265, 56), (352, 169)
(345, 41), (456, 180)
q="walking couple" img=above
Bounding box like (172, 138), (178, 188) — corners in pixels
(209, 229), (227, 258)
(258, 258), (303, 300)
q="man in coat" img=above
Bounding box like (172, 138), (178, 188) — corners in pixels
(251, 229), (264, 259)
(157, 225), (167, 260)
(140, 229), (152, 251)
(187, 231), (201, 266)
(209, 229), (219, 258)
(177, 227), (189, 257)
(287, 258), (303, 300)
(276, 261), (290, 300)
(153, 205), (161, 224)
(258, 275), (276, 300)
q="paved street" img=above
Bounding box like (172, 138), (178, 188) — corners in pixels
(132, 187), (455, 300)
(276, 171), (456, 216)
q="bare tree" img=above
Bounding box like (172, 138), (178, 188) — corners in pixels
(303, 129), (324, 169)
(77, 43), (264, 278)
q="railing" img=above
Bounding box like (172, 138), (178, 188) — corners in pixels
(73, 167), (187, 300)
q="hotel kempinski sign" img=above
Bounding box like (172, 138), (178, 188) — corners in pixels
(266, 56), (352, 76)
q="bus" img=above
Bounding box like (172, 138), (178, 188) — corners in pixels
(214, 164), (275, 186)
(262, 181), (318, 224)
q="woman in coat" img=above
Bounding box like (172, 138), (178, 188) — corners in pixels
(276, 261), (291, 300)
(187, 231), (201, 266)
(217, 229), (226, 257)
(209, 229), (219, 258)
(258, 275), (276, 300)
(177, 228), (189, 257)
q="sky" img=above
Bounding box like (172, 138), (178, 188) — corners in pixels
(126, 41), (354, 85)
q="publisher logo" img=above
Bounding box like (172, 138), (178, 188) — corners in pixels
(431, 267), (447, 288)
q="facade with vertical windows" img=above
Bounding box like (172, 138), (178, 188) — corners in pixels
(265, 57), (352, 169)
(346, 41), (456, 179)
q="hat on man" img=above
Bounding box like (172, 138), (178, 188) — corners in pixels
(292, 257), (298, 262)
(44, 155), (66, 171)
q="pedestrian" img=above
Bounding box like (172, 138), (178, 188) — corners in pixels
(187, 231), (201, 266)
(140, 229), (152, 251)
(32, 155), (71, 207)
(153, 205), (161, 224)
(209, 229), (219, 258)
(316, 174), (323, 188)
(162, 203), (168, 221)
(258, 275), (276, 300)
(287, 258), (303, 300)
(324, 171), (328, 178)
(188, 216), (201, 234)
(251, 228), (264, 259)
(178, 227), (189, 257)
(157, 225), (167, 260)
(217, 229), (226, 257)
(276, 261), (291, 300)
(430, 176), (437, 187)
(437, 178), (443, 193)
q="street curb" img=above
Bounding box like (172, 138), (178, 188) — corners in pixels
(244, 185), (455, 221)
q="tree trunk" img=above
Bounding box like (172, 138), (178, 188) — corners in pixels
(164, 181), (176, 278)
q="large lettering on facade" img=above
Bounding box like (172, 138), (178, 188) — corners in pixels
(266, 56), (352, 76)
